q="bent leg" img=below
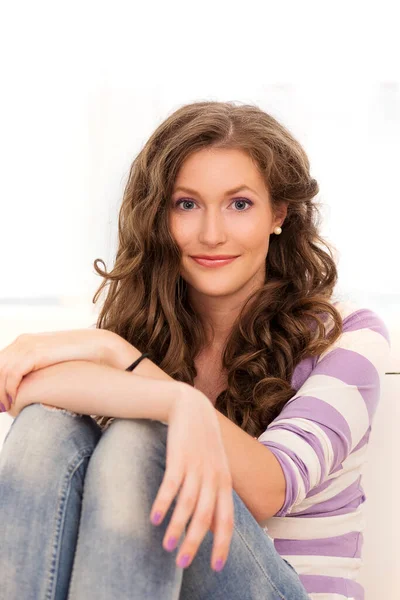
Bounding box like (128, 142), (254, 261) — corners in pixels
(68, 418), (184, 600)
(0, 403), (101, 600)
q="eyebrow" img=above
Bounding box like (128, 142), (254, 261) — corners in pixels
(172, 185), (258, 197)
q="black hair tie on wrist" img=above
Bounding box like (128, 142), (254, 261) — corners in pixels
(125, 353), (150, 372)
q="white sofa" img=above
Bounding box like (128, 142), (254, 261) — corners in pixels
(1, 306), (399, 599)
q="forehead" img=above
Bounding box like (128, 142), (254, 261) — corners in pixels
(172, 148), (268, 196)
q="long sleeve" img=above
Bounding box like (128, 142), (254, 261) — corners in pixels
(257, 304), (391, 518)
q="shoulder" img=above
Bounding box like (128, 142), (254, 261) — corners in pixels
(292, 298), (391, 391)
(332, 299), (390, 342)
(318, 299), (391, 369)
(312, 298), (391, 385)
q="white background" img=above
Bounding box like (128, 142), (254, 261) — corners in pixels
(0, 1), (399, 320)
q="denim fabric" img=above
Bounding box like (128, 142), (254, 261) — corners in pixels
(0, 403), (310, 599)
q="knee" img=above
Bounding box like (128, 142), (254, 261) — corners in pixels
(82, 418), (168, 533)
(88, 417), (168, 476)
(0, 403), (101, 483)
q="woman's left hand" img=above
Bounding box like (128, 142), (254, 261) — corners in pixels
(0, 328), (113, 413)
(151, 384), (234, 572)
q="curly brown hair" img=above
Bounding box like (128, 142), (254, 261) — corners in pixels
(91, 100), (343, 438)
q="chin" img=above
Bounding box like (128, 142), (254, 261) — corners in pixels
(184, 276), (243, 298)
(195, 286), (237, 297)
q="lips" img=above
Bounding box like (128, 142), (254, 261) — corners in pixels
(191, 255), (239, 260)
(190, 256), (238, 268)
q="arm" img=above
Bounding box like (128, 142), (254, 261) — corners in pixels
(103, 335), (286, 524)
(258, 306), (391, 517)
(13, 334), (286, 523)
(13, 360), (188, 424)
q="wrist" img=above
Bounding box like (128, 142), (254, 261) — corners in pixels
(172, 382), (211, 414)
(102, 331), (140, 370)
(9, 371), (38, 417)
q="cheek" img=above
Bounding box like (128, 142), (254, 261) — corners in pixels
(234, 210), (270, 235)
(170, 214), (208, 254)
(238, 221), (270, 252)
(171, 228), (192, 251)
(169, 216), (188, 249)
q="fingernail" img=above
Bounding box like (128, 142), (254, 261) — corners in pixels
(0, 402), (5, 412)
(7, 394), (13, 405)
(214, 558), (225, 572)
(178, 554), (191, 568)
(166, 537), (177, 551)
(151, 511), (162, 525)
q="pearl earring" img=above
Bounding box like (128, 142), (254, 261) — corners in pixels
(274, 226), (282, 235)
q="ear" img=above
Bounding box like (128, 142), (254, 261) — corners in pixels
(273, 201), (288, 228)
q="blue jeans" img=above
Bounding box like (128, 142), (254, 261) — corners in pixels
(0, 403), (310, 599)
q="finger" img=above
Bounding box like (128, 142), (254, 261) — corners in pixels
(3, 370), (17, 410)
(5, 372), (23, 409)
(209, 477), (234, 572)
(209, 509), (217, 536)
(4, 353), (32, 409)
(161, 470), (202, 556)
(174, 474), (217, 569)
(149, 467), (185, 528)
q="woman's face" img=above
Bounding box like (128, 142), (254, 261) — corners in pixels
(168, 147), (287, 300)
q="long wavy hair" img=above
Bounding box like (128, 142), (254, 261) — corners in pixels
(91, 100), (343, 437)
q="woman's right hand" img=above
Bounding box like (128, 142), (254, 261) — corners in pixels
(0, 328), (115, 412)
(150, 384), (234, 572)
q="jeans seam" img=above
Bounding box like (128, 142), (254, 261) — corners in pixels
(233, 523), (288, 600)
(44, 445), (95, 600)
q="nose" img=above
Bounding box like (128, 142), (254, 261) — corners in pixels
(197, 208), (227, 246)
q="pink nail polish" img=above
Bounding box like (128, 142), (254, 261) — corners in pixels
(178, 554), (191, 568)
(214, 558), (224, 571)
(166, 537), (177, 551)
(151, 511), (162, 525)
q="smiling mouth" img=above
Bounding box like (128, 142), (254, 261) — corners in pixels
(190, 256), (239, 268)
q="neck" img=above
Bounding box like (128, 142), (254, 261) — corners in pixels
(188, 281), (261, 349)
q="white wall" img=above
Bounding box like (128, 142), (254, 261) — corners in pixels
(1, 82), (399, 309)
(358, 373), (400, 598)
(0, 2), (399, 311)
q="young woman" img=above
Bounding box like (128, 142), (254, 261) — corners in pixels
(0, 101), (390, 599)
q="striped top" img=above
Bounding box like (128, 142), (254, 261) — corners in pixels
(257, 301), (391, 600)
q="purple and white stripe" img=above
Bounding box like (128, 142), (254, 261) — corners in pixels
(257, 301), (391, 600)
